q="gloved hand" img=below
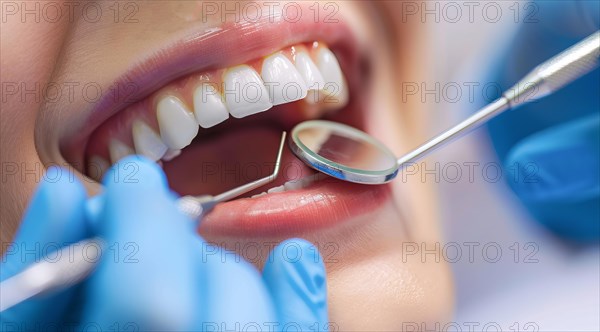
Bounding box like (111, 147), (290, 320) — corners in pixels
(487, 1), (599, 242)
(1, 157), (329, 331)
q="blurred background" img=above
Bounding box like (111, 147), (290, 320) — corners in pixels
(413, 1), (599, 330)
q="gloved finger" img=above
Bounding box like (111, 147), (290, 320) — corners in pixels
(200, 242), (278, 329)
(1, 167), (88, 325)
(263, 238), (329, 331)
(506, 114), (600, 202)
(80, 156), (203, 330)
(84, 194), (103, 234)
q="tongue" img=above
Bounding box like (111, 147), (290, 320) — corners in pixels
(164, 126), (315, 197)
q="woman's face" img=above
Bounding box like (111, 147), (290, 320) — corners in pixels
(1, 1), (453, 330)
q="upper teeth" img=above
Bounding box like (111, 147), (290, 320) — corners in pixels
(109, 139), (135, 164)
(308, 47), (348, 107)
(131, 120), (168, 161)
(224, 64), (273, 118)
(89, 43), (347, 179)
(156, 96), (199, 150)
(261, 53), (308, 106)
(193, 83), (229, 128)
(295, 51), (326, 91)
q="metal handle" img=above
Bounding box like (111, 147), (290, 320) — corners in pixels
(505, 30), (600, 108)
(397, 98), (510, 166)
(0, 238), (103, 311)
(0, 132), (287, 313)
(398, 31), (600, 167)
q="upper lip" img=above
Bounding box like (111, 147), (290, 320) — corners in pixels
(57, 4), (390, 236)
(60, 5), (358, 167)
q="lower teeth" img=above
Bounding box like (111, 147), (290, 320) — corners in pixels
(251, 173), (326, 198)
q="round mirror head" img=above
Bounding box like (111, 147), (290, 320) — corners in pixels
(289, 120), (399, 184)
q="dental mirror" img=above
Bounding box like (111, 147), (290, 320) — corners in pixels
(289, 120), (399, 184)
(290, 32), (599, 185)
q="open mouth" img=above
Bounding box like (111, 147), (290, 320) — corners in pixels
(61, 14), (391, 236)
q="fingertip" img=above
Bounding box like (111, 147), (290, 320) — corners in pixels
(263, 238), (328, 329)
(102, 155), (168, 191)
(97, 155), (191, 241)
(85, 194), (104, 234)
(20, 167), (87, 236)
(199, 245), (278, 326)
(265, 238), (326, 292)
(504, 145), (543, 197)
(40, 166), (86, 203)
(506, 125), (599, 202)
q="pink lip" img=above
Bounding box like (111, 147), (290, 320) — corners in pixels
(61, 4), (358, 165)
(60, 3), (390, 237)
(166, 127), (391, 237)
(201, 179), (391, 237)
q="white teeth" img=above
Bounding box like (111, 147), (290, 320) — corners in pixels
(261, 53), (308, 105)
(283, 178), (307, 191)
(132, 120), (168, 161)
(223, 65), (273, 118)
(283, 177), (312, 190)
(156, 96), (199, 150)
(108, 139), (135, 164)
(100, 45), (348, 173)
(294, 51), (326, 92)
(250, 173), (325, 198)
(284, 173), (326, 191)
(251, 192), (268, 199)
(193, 83), (229, 128)
(315, 47), (349, 107)
(162, 149), (182, 162)
(267, 185), (286, 194)
(88, 155), (110, 180)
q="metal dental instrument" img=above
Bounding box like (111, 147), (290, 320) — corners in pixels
(3, 30), (599, 312)
(177, 131), (287, 221)
(0, 132), (287, 312)
(290, 31), (600, 185)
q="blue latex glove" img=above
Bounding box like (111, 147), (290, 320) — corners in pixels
(1, 157), (329, 330)
(487, 1), (600, 242)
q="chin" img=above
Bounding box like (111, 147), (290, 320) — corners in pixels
(5, 1), (454, 330)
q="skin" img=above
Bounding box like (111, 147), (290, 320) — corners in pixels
(0, 1), (453, 330)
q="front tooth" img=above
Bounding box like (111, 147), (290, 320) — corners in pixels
(156, 96), (199, 150)
(295, 51), (325, 91)
(132, 120), (168, 161)
(315, 47), (349, 107)
(109, 139), (135, 164)
(223, 65), (273, 118)
(193, 83), (229, 128)
(261, 53), (308, 105)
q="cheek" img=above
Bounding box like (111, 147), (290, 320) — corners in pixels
(1, 4), (72, 246)
(1, 62), (70, 244)
(203, 198), (454, 330)
(0, 107), (43, 246)
(0, 152), (41, 248)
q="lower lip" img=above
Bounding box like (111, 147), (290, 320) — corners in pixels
(199, 176), (391, 237)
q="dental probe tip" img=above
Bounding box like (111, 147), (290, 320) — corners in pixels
(178, 131), (287, 219)
(212, 131), (286, 202)
(0, 132), (289, 312)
